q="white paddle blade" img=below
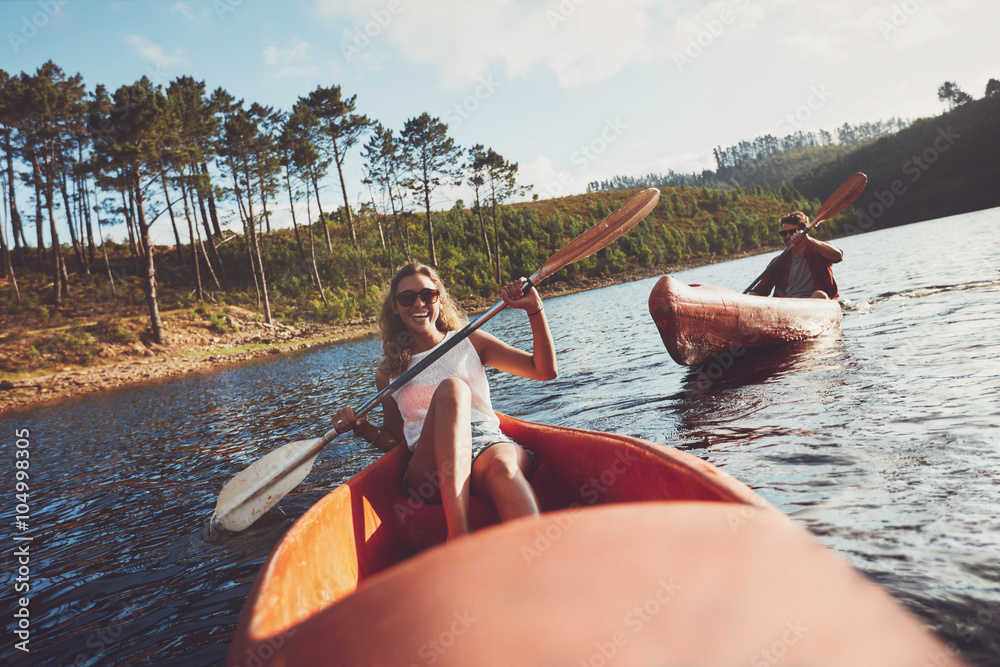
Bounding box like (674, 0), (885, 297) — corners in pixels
(214, 437), (324, 532)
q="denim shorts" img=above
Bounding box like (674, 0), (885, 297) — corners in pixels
(468, 421), (515, 462)
(402, 421), (534, 499)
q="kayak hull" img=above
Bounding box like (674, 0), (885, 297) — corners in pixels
(236, 502), (961, 667)
(648, 274), (843, 366)
(227, 414), (961, 666)
(227, 413), (769, 665)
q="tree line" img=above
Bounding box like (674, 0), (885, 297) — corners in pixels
(937, 78), (1000, 110)
(792, 85), (1000, 231)
(710, 119), (911, 172)
(0, 61), (528, 345)
(587, 118), (911, 195)
(591, 78), (1000, 198)
(8, 62), (977, 346)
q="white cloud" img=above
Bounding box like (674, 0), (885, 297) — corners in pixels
(519, 155), (571, 199)
(375, 1), (531, 85)
(262, 37), (326, 79)
(171, 1), (210, 25)
(263, 37), (311, 65)
(123, 33), (189, 70)
(311, 0), (996, 123)
(775, 1), (975, 59)
(667, 0), (766, 46)
(312, 0), (661, 88)
(777, 29), (849, 62)
(543, 2), (658, 88)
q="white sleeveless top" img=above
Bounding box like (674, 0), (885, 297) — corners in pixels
(393, 331), (500, 450)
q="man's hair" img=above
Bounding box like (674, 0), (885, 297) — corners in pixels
(779, 211), (809, 229)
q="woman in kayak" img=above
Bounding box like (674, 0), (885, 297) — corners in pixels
(751, 211), (844, 299)
(331, 262), (557, 540)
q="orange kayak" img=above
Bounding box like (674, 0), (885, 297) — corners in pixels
(648, 275), (843, 366)
(227, 414), (963, 667)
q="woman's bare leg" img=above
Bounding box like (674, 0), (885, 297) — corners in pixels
(405, 378), (473, 539)
(471, 442), (540, 522)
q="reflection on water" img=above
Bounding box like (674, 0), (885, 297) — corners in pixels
(2, 209), (999, 665)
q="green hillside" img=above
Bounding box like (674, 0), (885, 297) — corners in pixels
(792, 93), (1000, 231)
(713, 144), (854, 191)
(0, 183), (820, 339)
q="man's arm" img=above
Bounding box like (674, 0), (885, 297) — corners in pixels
(793, 232), (843, 262)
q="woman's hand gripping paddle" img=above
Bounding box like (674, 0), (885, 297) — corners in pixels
(213, 187), (661, 532)
(743, 173), (867, 295)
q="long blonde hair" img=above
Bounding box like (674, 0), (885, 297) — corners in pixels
(379, 263), (467, 377)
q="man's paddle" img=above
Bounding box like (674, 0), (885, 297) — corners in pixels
(743, 172), (867, 295)
(213, 187), (662, 532)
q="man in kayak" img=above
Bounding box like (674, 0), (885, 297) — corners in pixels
(751, 211), (843, 299)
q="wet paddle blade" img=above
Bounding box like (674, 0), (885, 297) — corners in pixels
(214, 437), (325, 532)
(531, 187), (660, 284)
(809, 172), (867, 228)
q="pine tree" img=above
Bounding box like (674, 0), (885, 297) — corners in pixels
(304, 85), (370, 245)
(400, 113), (462, 267)
(89, 76), (176, 344)
(466, 144), (493, 265)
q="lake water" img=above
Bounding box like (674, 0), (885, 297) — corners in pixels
(2, 208), (999, 666)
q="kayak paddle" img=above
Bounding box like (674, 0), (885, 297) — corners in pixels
(213, 187), (661, 532)
(743, 172), (867, 295)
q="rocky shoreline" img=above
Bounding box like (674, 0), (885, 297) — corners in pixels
(0, 316), (379, 417)
(0, 251), (772, 417)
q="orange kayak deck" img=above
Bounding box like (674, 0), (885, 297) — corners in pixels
(648, 274), (843, 366)
(237, 503), (962, 666)
(227, 415), (962, 666)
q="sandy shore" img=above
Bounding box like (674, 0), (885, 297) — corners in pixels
(0, 252), (770, 417)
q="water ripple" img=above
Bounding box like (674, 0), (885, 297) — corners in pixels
(2, 211), (999, 665)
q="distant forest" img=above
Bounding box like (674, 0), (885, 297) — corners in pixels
(589, 78), (1000, 231)
(587, 117), (910, 193)
(0, 60), (535, 342)
(1, 62), (998, 344)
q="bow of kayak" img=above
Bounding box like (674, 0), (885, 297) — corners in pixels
(648, 274), (843, 366)
(227, 414), (963, 666)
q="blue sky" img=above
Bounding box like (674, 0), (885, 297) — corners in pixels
(2, 0), (998, 244)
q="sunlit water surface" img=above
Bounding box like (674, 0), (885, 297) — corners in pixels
(2, 209), (999, 665)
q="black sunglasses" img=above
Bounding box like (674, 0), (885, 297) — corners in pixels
(779, 229), (803, 237)
(396, 289), (440, 307)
